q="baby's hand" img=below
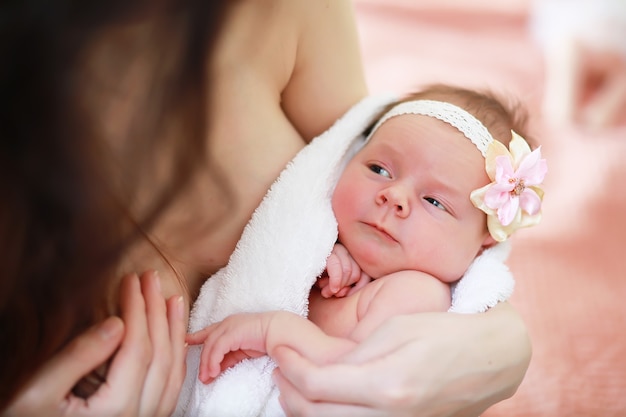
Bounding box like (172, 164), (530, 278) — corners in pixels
(318, 243), (371, 298)
(186, 313), (271, 384)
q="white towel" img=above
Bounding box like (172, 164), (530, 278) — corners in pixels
(174, 95), (515, 417)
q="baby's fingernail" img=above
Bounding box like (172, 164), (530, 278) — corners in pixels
(200, 370), (216, 384)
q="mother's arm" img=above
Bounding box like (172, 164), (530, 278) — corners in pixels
(279, 0), (368, 141)
(274, 301), (531, 417)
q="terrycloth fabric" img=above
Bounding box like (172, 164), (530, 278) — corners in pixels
(174, 95), (515, 417)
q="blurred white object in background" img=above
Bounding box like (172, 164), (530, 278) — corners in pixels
(529, 0), (626, 129)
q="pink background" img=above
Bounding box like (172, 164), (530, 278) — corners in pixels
(354, 1), (626, 416)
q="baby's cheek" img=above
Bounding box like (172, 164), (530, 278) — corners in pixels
(332, 192), (358, 229)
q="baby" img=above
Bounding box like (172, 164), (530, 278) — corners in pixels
(187, 84), (547, 383)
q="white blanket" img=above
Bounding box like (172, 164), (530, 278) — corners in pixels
(174, 95), (515, 417)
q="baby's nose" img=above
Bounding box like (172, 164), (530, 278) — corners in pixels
(376, 187), (410, 217)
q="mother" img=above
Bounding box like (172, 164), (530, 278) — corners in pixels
(1, 0), (531, 415)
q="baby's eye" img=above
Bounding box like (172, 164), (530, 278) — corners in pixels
(424, 197), (447, 211)
(369, 164), (391, 178)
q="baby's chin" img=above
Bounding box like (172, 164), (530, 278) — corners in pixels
(352, 253), (395, 280)
(343, 237), (407, 278)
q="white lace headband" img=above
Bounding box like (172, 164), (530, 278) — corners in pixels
(367, 99), (494, 157)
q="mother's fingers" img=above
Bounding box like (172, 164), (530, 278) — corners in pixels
(155, 294), (188, 415)
(336, 315), (423, 364)
(272, 346), (385, 407)
(137, 270), (172, 416)
(103, 273), (151, 413)
(273, 367), (385, 417)
(10, 317), (124, 413)
(119, 271), (187, 417)
(6, 271), (187, 417)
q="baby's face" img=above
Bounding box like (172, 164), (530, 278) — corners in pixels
(332, 114), (495, 282)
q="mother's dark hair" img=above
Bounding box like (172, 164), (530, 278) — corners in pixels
(0, 0), (230, 407)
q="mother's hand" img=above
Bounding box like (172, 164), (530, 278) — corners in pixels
(4, 271), (187, 417)
(273, 303), (531, 417)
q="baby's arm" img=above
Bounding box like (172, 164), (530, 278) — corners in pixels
(189, 271), (450, 382)
(317, 242), (371, 298)
(186, 311), (356, 384)
(349, 270), (451, 342)
(309, 269), (451, 342)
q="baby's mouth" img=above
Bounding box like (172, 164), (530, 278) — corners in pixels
(364, 222), (398, 243)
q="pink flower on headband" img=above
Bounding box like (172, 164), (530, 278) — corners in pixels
(470, 131), (547, 242)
